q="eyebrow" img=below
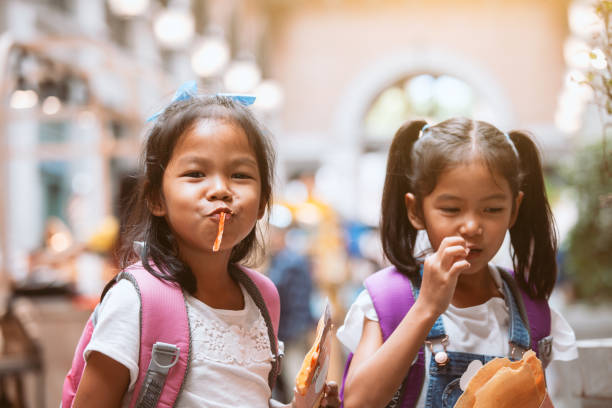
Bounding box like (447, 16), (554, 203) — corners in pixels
(435, 193), (508, 201)
(176, 155), (258, 168)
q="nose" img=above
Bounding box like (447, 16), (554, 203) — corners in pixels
(459, 217), (482, 237)
(206, 175), (232, 202)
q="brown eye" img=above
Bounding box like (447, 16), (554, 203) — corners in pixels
(485, 207), (503, 213)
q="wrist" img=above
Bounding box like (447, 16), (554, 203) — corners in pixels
(411, 297), (440, 325)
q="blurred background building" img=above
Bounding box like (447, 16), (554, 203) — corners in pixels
(0, 0), (610, 406)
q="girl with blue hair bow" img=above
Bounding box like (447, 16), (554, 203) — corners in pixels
(71, 82), (339, 407)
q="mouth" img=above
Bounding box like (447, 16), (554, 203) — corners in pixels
(209, 208), (232, 221)
(466, 247), (483, 258)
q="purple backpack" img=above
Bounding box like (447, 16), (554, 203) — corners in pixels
(340, 265), (551, 408)
(62, 262), (281, 408)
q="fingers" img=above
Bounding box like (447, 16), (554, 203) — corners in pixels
(320, 381), (340, 407)
(449, 259), (471, 277)
(432, 236), (469, 272)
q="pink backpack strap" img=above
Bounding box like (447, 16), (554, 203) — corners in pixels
(238, 265), (280, 338)
(62, 317), (96, 407)
(122, 263), (190, 408)
(232, 265), (281, 389)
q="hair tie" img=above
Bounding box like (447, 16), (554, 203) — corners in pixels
(504, 131), (519, 157)
(419, 124), (429, 138)
(146, 80), (256, 122)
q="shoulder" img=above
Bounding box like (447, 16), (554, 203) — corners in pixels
(235, 265), (280, 334)
(495, 265), (552, 339)
(97, 276), (139, 317)
(364, 266), (417, 339)
(87, 279), (140, 389)
(238, 265), (280, 301)
(364, 266), (414, 300)
(118, 261), (183, 298)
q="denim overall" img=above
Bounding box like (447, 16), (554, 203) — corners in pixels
(414, 279), (531, 408)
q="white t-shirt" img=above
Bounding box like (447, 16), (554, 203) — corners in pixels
(336, 265), (578, 408)
(84, 279), (273, 408)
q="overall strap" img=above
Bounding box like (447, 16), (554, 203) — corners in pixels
(230, 265), (281, 391)
(499, 278), (532, 357)
(120, 263), (190, 408)
(498, 267), (551, 357)
(411, 285), (445, 342)
(364, 266), (425, 408)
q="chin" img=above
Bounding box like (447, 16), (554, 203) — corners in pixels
(461, 262), (489, 276)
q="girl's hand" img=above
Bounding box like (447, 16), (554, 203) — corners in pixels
(418, 236), (470, 316)
(290, 381), (340, 408)
(319, 381), (340, 407)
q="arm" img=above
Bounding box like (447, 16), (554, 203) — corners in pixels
(342, 302), (437, 408)
(73, 351), (130, 408)
(344, 236), (470, 408)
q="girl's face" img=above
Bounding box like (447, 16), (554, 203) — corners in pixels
(151, 118), (263, 256)
(407, 159), (522, 276)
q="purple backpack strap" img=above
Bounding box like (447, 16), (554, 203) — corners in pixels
(501, 267), (551, 357)
(340, 266), (424, 408)
(123, 262), (190, 408)
(521, 292), (551, 355)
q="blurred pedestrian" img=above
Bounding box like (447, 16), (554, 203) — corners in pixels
(268, 224), (315, 402)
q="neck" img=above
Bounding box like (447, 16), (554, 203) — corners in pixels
(452, 264), (501, 308)
(178, 246), (244, 310)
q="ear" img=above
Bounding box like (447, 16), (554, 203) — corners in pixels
(404, 193), (425, 230)
(509, 191), (524, 228)
(148, 193), (167, 217)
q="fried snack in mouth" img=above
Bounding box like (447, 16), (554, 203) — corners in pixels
(454, 350), (548, 408)
(212, 212), (226, 252)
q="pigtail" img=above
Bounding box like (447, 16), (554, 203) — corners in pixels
(381, 120), (427, 283)
(508, 131), (558, 300)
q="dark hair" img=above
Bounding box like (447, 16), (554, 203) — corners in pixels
(381, 117), (557, 299)
(117, 95), (275, 294)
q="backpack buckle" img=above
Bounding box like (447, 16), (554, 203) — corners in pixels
(134, 343), (181, 408)
(508, 342), (527, 360)
(150, 342), (181, 374)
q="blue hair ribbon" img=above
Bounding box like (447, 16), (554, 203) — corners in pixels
(146, 80), (256, 123)
(217, 93), (256, 106)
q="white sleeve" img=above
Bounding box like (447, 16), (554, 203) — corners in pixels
(336, 289), (379, 353)
(549, 305), (578, 362)
(84, 279), (141, 391)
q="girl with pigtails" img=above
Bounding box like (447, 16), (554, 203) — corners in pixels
(337, 118), (577, 408)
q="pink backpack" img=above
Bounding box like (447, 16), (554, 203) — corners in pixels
(62, 262), (280, 408)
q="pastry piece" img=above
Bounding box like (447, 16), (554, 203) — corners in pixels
(454, 350), (548, 408)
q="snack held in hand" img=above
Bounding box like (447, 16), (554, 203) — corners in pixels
(294, 300), (332, 408)
(212, 212), (226, 252)
(454, 350), (551, 408)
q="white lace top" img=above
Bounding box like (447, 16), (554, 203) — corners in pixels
(85, 279), (273, 408)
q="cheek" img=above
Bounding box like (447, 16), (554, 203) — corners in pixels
(423, 223), (448, 250)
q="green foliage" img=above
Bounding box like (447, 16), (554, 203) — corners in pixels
(564, 142), (612, 301)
